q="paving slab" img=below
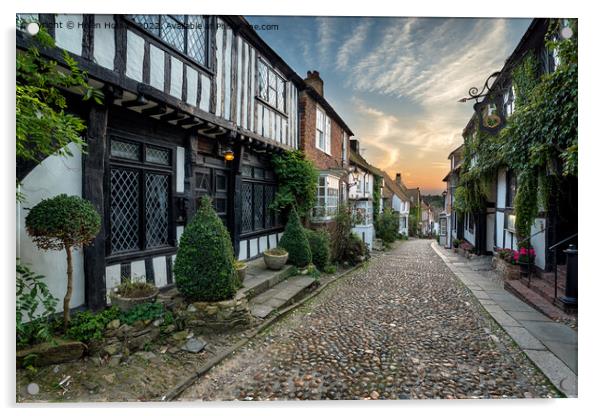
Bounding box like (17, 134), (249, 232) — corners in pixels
(431, 242), (578, 398)
(250, 276), (316, 318)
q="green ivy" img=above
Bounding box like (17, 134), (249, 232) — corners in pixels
(457, 19), (577, 238)
(271, 150), (319, 218)
(16, 17), (103, 201)
(372, 176), (382, 221)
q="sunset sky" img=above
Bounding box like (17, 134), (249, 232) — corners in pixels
(246, 16), (531, 194)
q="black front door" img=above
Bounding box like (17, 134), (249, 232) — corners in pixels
(193, 163), (230, 226)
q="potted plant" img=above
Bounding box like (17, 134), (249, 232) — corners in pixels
(516, 247), (536, 278)
(452, 238), (461, 252)
(109, 281), (159, 312)
(234, 261), (248, 284)
(263, 248), (289, 270)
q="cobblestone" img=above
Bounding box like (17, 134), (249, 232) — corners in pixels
(180, 239), (561, 400)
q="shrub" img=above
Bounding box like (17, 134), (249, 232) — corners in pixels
(452, 238), (461, 248)
(305, 228), (331, 271)
(278, 206), (312, 267)
(375, 208), (399, 245)
(174, 196), (237, 302)
(65, 307), (120, 343)
(342, 232), (369, 266)
(16, 262), (58, 348)
(25, 194), (101, 328)
(331, 205), (353, 263)
(324, 264), (337, 274)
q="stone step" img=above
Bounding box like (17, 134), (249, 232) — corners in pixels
(504, 279), (571, 321)
(238, 256), (294, 301)
(249, 276), (318, 319)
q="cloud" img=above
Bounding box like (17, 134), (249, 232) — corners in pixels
(336, 20), (372, 69)
(316, 17), (336, 66)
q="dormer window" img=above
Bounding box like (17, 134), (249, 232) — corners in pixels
(130, 15), (209, 67)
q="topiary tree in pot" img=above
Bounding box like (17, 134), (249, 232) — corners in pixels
(25, 194), (101, 329)
(174, 196), (238, 302)
(278, 206), (312, 268)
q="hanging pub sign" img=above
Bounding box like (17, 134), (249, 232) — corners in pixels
(458, 71), (507, 135)
(473, 94), (506, 135)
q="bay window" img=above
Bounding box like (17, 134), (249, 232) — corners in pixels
(313, 175), (339, 220)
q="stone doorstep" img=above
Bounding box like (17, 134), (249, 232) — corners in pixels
(239, 258), (294, 301)
(249, 276), (317, 319)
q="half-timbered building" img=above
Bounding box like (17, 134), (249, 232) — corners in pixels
(17, 14), (307, 311)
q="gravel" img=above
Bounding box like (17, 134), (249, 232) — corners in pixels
(180, 239), (561, 401)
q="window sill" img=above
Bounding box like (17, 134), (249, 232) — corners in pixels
(106, 245), (178, 265)
(255, 96), (288, 118)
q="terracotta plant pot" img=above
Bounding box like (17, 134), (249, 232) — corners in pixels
(263, 249), (289, 270)
(109, 288), (159, 312)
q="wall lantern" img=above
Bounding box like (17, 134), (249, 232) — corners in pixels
(223, 147), (235, 161)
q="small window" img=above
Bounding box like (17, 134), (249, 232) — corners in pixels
(315, 107), (331, 154)
(111, 140), (140, 161)
(146, 146), (170, 165)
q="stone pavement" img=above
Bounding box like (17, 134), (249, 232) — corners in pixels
(431, 242), (577, 397)
(180, 239), (562, 401)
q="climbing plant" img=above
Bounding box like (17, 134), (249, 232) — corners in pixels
(457, 19), (577, 239)
(271, 150), (319, 219)
(372, 175), (382, 221)
(16, 18), (103, 200)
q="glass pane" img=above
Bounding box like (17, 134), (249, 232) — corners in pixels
(277, 78), (286, 112)
(161, 15), (185, 52)
(195, 169), (210, 191)
(110, 168), (140, 253)
(216, 173), (227, 191)
(253, 167), (264, 179)
(258, 61), (268, 100)
(187, 16), (207, 65)
(146, 146), (170, 165)
(254, 184), (264, 229)
(268, 87), (277, 107)
(145, 173), (170, 248)
(214, 197), (227, 214)
(130, 15), (160, 36)
(265, 185), (274, 228)
(241, 181), (253, 233)
(242, 165), (253, 178)
(111, 140), (140, 161)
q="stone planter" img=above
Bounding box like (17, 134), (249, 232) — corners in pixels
(109, 288), (159, 312)
(263, 250), (288, 270)
(88, 318), (166, 358)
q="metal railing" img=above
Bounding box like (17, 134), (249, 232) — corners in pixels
(549, 233), (578, 301)
(516, 227), (548, 287)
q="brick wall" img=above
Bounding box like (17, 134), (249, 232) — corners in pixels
(298, 92), (346, 172)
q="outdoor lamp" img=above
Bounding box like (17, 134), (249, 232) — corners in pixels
(223, 147), (235, 161)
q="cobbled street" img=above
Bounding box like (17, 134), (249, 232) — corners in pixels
(180, 239), (560, 400)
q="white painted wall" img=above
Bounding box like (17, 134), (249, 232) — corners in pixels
(169, 57), (183, 100)
(149, 45), (165, 92)
(497, 167), (507, 209)
(530, 218), (547, 270)
(126, 30), (144, 82)
(17, 144), (85, 313)
(93, 15), (115, 70)
(352, 225), (375, 251)
(55, 14), (83, 56)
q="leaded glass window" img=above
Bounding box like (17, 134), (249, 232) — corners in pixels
(110, 168), (140, 253)
(312, 174), (339, 220)
(130, 15), (209, 67)
(145, 174), (170, 248)
(146, 146), (170, 165)
(108, 137), (173, 256)
(241, 178), (278, 235)
(256, 59), (287, 113)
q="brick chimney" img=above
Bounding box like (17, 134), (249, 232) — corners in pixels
(305, 70), (324, 96)
(395, 173), (402, 185)
(350, 138), (360, 153)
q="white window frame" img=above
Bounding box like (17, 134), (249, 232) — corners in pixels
(504, 85), (515, 117)
(312, 174), (339, 221)
(315, 106), (331, 154)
